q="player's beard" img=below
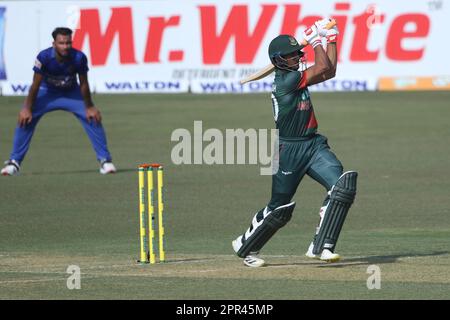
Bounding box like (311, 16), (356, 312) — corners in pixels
(54, 44), (70, 55)
(55, 47), (71, 61)
(59, 49), (70, 56)
(288, 62), (299, 71)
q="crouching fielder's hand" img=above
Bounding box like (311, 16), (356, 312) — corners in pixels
(18, 107), (32, 127)
(86, 106), (102, 124)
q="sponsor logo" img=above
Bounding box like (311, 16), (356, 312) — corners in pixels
(99, 81), (185, 93)
(309, 79), (376, 92)
(297, 100), (311, 111)
(71, 3), (431, 66)
(1, 83), (31, 95)
(433, 76), (450, 87)
(288, 36), (298, 46)
(34, 59), (42, 70)
(193, 81), (273, 94)
(379, 76), (450, 91)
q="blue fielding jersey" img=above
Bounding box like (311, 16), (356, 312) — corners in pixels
(33, 47), (89, 91)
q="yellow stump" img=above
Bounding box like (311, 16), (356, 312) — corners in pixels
(138, 167), (148, 263)
(147, 168), (156, 264)
(138, 163), (165, 264)
(157, 166), (165, 262)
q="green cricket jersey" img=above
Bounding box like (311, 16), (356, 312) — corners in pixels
(271, 69), (318, 138)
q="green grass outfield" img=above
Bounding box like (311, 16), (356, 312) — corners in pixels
(0, 92), (449, 299)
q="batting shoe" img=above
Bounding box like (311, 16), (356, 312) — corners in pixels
(320, 249), (340, 263)
(243, 255), (266, 268)
(1, 160), (20, 176)
(99, 160), (117, 174)
(305, 242), (319, 260)
(305, 242), (340, 262)
(232, 236), (266, 267)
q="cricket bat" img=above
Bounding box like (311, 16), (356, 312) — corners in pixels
(240, 19), (336, 85)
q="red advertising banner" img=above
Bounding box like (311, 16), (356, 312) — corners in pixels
(0, 1), (447, 94)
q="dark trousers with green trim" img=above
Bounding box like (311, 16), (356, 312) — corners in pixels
(267, 134), (343, 211)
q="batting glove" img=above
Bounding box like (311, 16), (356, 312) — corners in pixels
(314, 18), (339, 44)
(314, 18), (331, 36)
(302, 25), (322, 49)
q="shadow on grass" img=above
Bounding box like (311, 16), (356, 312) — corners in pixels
(316, 251), (449, 268)
(265, 251), (449, 268)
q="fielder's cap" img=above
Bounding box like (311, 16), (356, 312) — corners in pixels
(268, 35), (303, 59)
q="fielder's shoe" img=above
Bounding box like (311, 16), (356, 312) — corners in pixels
(99, 160), (117, 174)
(232, 236), (266, 267)
(1, 160), (20, 176)
(305, 242), (340, 262)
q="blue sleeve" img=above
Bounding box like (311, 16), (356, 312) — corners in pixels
(32, 51), (46, 74)
(77, 52), (89, 75)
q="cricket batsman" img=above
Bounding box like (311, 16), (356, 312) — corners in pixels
(232, 19), (358, 267)
(1, 27), (116, 176)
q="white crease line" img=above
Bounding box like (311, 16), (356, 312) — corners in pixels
(0, 276), (101, 285)
(0, 278), (63, 284)
(0, 255), (325, 276)
(0, 269), (230, 284)
(0, 266), (228, 278)
(0, 258), (230, 272)
(0, 270), (66, 275)
(88, 269), (224, 277)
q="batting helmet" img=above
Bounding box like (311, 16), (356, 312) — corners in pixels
(268, 35), (305, 71)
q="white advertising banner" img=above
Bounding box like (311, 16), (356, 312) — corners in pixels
(0, 0), (448, 94)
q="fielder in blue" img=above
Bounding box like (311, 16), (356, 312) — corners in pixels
(1, 27), (116, 176)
